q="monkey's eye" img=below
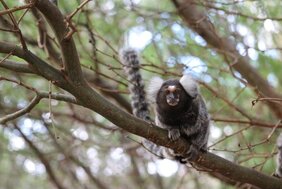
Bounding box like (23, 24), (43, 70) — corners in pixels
(174, 88), (181, 92)
(164, 89), (170, 94)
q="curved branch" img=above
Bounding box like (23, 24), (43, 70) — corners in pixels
(0, 91), (79, 124)
(0, 41), (69, 89)
(0, 59), (36, 74)
(0, 95), (40, 124)
(38, 91), (80, 105)
(171, 0), (282, 118)
(34, 0), (84, 84)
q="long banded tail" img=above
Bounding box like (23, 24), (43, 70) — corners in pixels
(120, 48), (151, 122)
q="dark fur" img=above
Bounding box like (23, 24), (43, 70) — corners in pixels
(156, 80), (198, 127)
(145, 74), (210, 162)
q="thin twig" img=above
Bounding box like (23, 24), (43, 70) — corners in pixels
(0, 95), (41, 124)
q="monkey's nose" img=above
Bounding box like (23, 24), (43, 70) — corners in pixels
(166, 93), (179, 106)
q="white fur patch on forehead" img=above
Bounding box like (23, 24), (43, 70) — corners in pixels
(167, 85), (176, 92)
(147, 77), (164, 102)
(179, 75), (198, 98)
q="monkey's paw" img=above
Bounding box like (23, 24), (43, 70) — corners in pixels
(181, 144), (200, 162)
(168, 129), (181, 141)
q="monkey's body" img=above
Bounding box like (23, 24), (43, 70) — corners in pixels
(148, 77), (210, 161)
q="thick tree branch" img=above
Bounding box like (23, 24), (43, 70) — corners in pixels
(33, 0), (84, 84)
(171, 0), (282, 118)
(0, 59), (36, 73)
(0, 41), (69, 88)
(0, 58), (131, 112)
(0, 57), (131, 113)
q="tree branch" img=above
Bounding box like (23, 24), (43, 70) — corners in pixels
(0, 59), (36, 74)
(0, 95), (40, 124)
(0, 91), (79, 124)
(0, 41), (69, 89)
(34, 0), (84, 84)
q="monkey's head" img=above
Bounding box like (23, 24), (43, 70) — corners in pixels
(148, 75), (199, 110)
(157, 79), (185, 107)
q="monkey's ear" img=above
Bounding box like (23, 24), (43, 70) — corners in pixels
(278, 133), (282, 149)
(179, 75), (199, 98)
(147, 77), (164, 102)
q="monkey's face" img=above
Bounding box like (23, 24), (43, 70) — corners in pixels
(157, 80), (190, 108)
(165, 85), (180, 106)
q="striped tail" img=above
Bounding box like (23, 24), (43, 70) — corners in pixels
(120, 48), (151, 122)
(120, 48), (177, 162)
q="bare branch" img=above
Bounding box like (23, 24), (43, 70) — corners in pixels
(0, 95), (40, 124)
(0, 2), (34, 16)
(0, 41), (68, 89)
(64, 0), (91, 40)
(34, 0), (84, 84)
(0, 59), (36, 74)
(38, 91), (80, 105)
(212, 117), (282, 128)
(0, 0), (29, 49)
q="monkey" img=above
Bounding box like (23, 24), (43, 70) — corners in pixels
(120, 48), (210, 162)
(146, 75), (210, 161)
(275, 133), (282, 178)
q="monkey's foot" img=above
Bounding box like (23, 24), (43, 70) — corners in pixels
(181, 144), (200, 162)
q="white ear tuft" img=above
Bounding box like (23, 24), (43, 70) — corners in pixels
(179, 75), (198, 98)
(147, 77), (164, 102)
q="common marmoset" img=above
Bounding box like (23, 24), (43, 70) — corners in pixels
(120, 48), (210, 162)
(146, 75), (210, 161)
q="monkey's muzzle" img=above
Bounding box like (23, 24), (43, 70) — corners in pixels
(166, 93), (179, 106)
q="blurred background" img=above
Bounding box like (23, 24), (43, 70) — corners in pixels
(0, 0), (282, 188)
